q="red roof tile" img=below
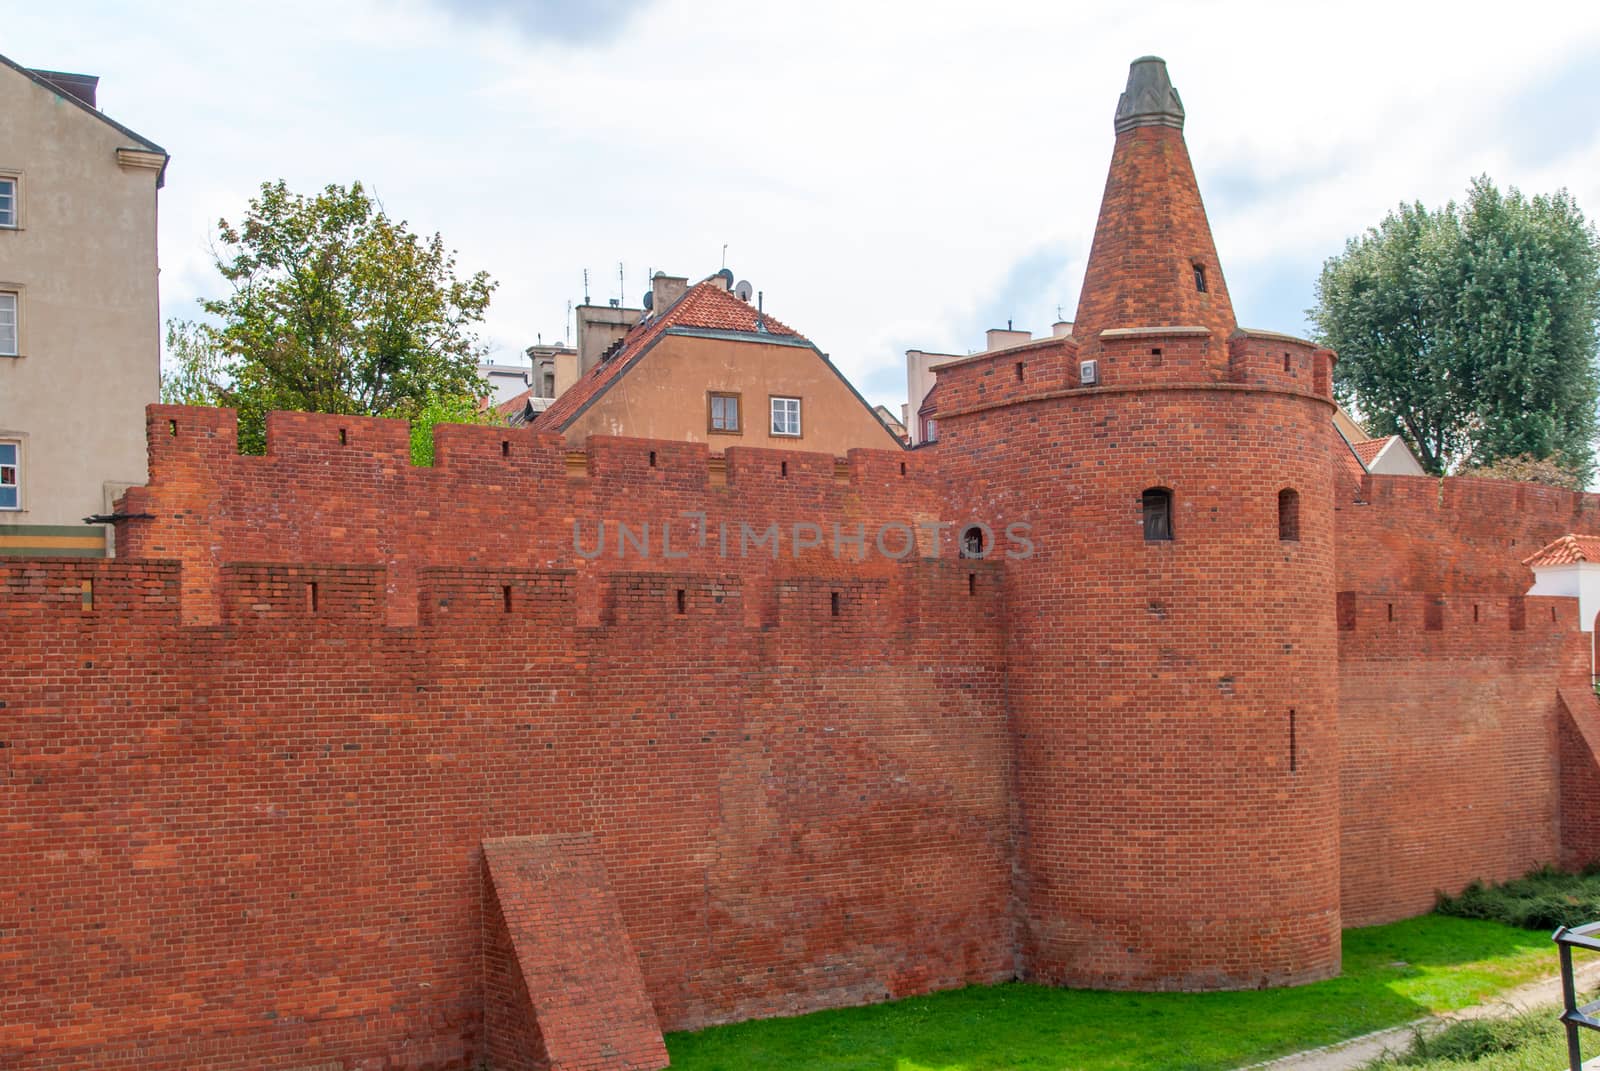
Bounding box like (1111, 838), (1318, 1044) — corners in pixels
(1524, 534), (1600, 568)
(535, 281), (803, 433)
(1351, 436), (1393, 467)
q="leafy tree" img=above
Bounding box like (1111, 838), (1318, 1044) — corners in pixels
(165, 180), (497, 455)
(1311, 176), (1600, 483)
(1462, 452), (1585, 491)
(408, 392), (501, 467)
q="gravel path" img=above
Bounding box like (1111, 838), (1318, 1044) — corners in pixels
(1236, 957), (1600, 1071)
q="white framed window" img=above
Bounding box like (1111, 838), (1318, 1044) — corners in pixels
(0, 440), (20, 510)
(0, 176), (16, 228)
(0, 291), (17, 356)
(770, 395), (801, 437)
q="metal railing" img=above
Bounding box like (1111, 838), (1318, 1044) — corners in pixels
(1555, 921), (1600, 1070)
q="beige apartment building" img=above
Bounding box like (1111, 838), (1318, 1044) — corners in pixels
(0, 54), (166, 556)
(534, 272), (902, 454)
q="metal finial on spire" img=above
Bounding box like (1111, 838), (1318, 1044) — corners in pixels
(1114, 56), (1185, 134)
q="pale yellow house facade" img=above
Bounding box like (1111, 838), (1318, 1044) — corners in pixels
(0, 54), (166, 555)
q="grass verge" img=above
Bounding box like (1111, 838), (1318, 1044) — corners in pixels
(1366, 1005), (1596, 1069)
(665, 915), (1558, 1071)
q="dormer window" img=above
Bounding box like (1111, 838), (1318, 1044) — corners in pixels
(1193, 263), (1207, 293)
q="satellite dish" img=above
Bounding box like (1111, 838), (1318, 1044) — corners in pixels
(734, 280), (754, 302)
(715, 267), (734, 286)
(642, 291), (654, 311)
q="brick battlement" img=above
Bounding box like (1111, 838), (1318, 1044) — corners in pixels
(134, 405), (926, 493)
(1336, 591), (1576, 636)
(0, 553), (1003, 637)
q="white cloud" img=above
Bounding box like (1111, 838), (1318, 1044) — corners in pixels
(9, 0), (1600, 404)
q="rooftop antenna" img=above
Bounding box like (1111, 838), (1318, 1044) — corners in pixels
(565, 300), (572, 345)
(1008, 318), (1013, 330)
(618, 261), (625, 307)
(721, 243), (728, 269)
(1056, 303), (1063, 320)
(582, 270), (590, 305)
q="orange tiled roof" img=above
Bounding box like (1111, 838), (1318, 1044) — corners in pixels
(1351, 436), (1394, 467)
(1338, 442), (1366, 485)
(1524, 535), (1600, 568)
(535, 281), (803, 433)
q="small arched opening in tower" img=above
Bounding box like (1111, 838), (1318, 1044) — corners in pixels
(1192, 263), (1207, 293)
(1142, 488), (1173, 542)
(1278, 488), (1300, 542)
(960, 524), (989, 559)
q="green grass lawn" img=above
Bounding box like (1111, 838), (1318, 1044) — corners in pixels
(665, 916), (1561, 1071)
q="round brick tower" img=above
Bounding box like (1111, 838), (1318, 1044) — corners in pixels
(934, 57), (1341, 990)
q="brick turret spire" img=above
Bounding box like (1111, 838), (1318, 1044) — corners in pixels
(1073, 57), (1236, 346)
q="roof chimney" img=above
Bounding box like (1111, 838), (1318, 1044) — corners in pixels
(1114, 56), (1183, 133)
(29, 69), (98, 109)
(650, 273), (689, 315)
(985, 327), (1032, 352)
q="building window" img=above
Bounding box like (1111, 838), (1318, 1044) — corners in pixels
(708, 391), (742, 435)
(1142, 487), (1173, 542)
(542, 372), (555, 397)
(0, 291), (17, 355)
(0, 177), (16, 228)
(921, 416), (938, 443)
(770, 396), (801, 437)
(1193, 263), (1208, 293)
(0, 440), (19, 510)
(1278, 488), (1300, 541)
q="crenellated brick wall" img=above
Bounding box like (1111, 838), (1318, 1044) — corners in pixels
(1, 412), (1016, 1071)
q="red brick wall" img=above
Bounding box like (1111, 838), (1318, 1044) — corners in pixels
(1558, 686), (1600, 871)
(11, 395), (1600, 1070)
(1, 411), (1017, 1071)
(1336, 592), (1583, 925)
(1335, 472), (1600, 924)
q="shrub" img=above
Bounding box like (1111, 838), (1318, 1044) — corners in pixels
(1436, 865), (1600, 931)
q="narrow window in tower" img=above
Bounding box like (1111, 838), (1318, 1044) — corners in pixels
(676, 589), (687, 615)
(1278, 488), (1300, 542)
(1193, 263), (1207, 293)
(1015, 361), (1025, 383)
(830, 591), (840, 617)
(1142, 488), (1173, 542)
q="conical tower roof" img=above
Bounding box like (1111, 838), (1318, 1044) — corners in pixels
(1073, 57), (1236, 347)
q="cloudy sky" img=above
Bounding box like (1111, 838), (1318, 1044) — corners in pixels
(10, 0), (1600, 409)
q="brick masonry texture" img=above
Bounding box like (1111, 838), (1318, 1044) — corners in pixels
(482, 835), (667, 1071)
(8, 62), (1600, 1071)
